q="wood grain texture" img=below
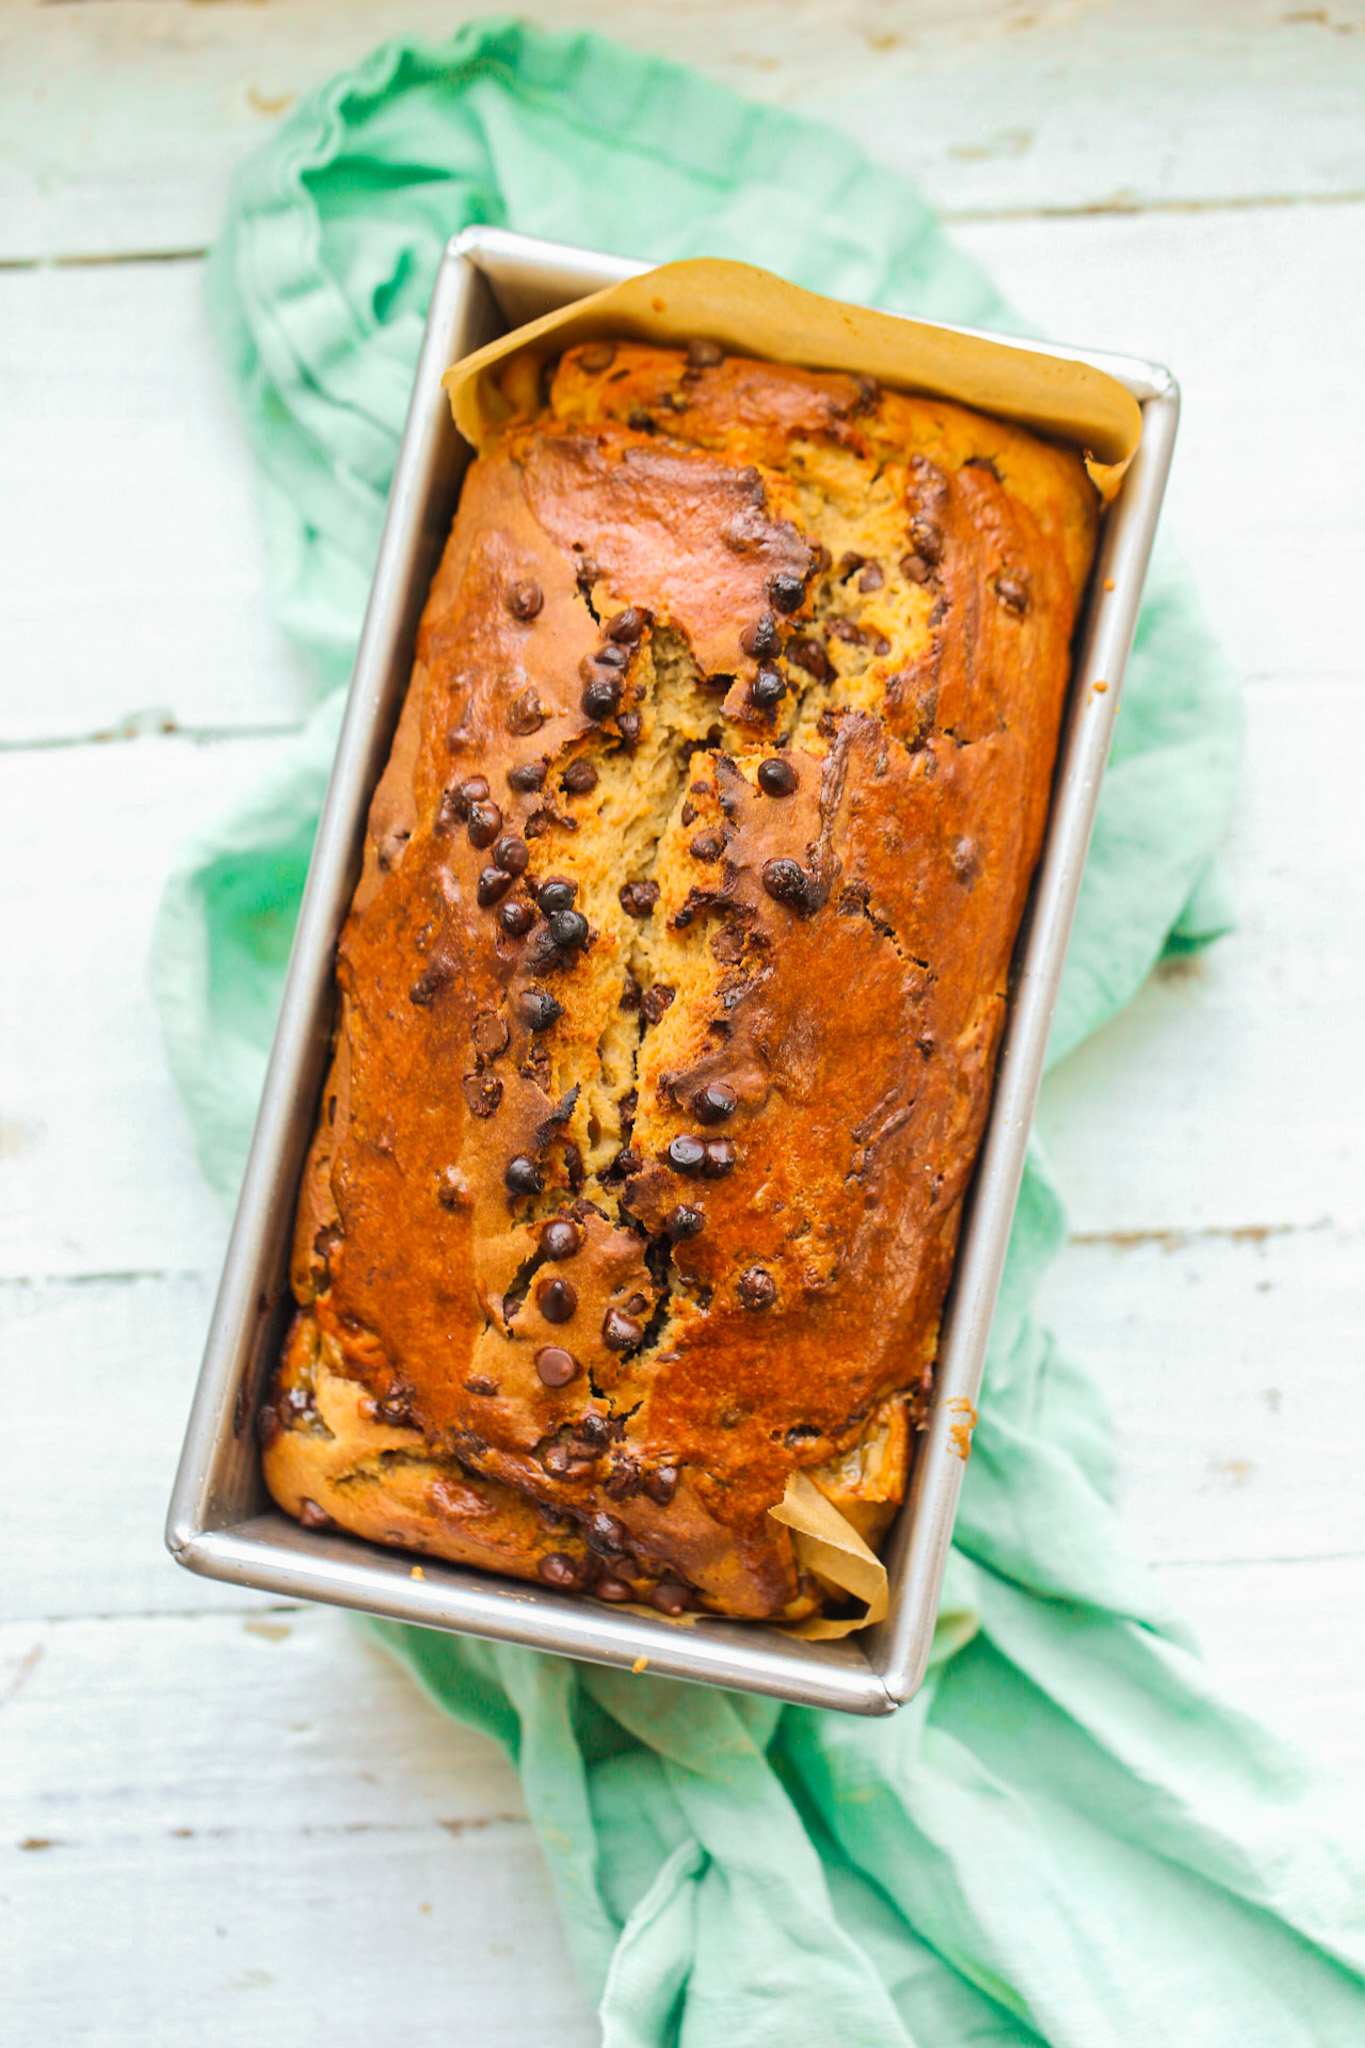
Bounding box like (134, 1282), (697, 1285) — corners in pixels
(2, 6), (1363, 2040)
(2, 0), (1364, 263)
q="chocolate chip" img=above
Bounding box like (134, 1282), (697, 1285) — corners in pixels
(768, 571), (807, 614)
(564, 1142), (585, 1191)
(437, 1167), (468, 1211)
(749, 666), (786, 709)
(465, 1375), (497, 1397)
(561, 760), (598, 796)
(537, 877), (577, 914)
(408, 960), (450, 1007)
(581, 674), (622, 721)
(471, 1011), (510, 1057)
(535, 1346), (578, 1388)
(604, 1455), (641, 1499)
(757, 757), (798, 797)
(740, 610), (780, 659)
(644, 1468), (680, 1510)
(686, 338), (724, 369)
(619, 1089), (638, 1130)
(605, 607), (645, 644)
(534, 1220), (576, 1264)
(858, 561), (885, 593)
(297, 1498), (335, 1530)
(619, 975), (642, 1013)
(537, 1275), (578, 1324)
(508, 760), (547, 793)
(506, 688), (547, 737)
(702, 1139), (737, 1178)
(595, 1574), (634, 1602)
(680, 801), (697, 827)
(951, 836), (979, 884)
(689, 829), (725, 862)
(494, 836), (529, 877)
(611, 1147), (642, 1180)
(505, 1155), (544, 1197)
(601, 1307), (643, 1352)
(786, 636), (832, 683)
(899, 552), (933, 585)
(537, 1551), (580, 1587)
(477, 866), (513, 908)
(519, 986), (563, 1030)
(255, 1403), (282, 1449)
(594, 641), (630, 673)
(578, 341), (616, 373)
(619, 879), (659, 919)
(762, 857), (817, 912)
(548, 908), (589, 951)
(575, 1411), (613, 1454)
(617, 710), (643, 748)
(666, 1134), (707, 1175)
(505, 579), (543, 621)
(542, 1443), (574, 1476)
(627, 409), (657, 435)
(909, 516), (944, 565)
(651, 1580), (690, 1614)
(640, 984), (676, 1025)
(837, 551), (866, 581)
(450, 775), (489, 819)
(665, 1205), (704, 1242)
(586, 1509), (630, 1556)
(462, 1072), (503, 1119)
(995, 572), (1030, 615)
(499, 898), (535, 938)
(692, 1082), (736, 1124)
(738, 1265), (776, 1310)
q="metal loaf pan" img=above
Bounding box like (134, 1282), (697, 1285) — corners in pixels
(167, 225), (1178, 1715)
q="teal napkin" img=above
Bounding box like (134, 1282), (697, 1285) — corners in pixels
(151, 22), (1365, 2043)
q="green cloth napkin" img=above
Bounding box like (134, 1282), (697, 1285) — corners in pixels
(151, 22), (1365, 2044)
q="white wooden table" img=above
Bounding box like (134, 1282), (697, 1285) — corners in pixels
(3, 4), (1363, 2038)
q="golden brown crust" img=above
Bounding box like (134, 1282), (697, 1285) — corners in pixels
(262, 340), (1098, 1620)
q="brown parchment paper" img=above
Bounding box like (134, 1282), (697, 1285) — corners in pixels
(443, 256), (1142, 496)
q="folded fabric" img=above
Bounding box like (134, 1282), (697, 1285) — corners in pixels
(151, 20), (1365, 2044)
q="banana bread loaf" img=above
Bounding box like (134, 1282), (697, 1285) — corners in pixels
(259, 337), (1098, 1621)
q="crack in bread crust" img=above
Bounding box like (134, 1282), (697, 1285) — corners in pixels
(266, 340), (1099, 1619)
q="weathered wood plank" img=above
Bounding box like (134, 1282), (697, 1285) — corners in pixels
(2, 1), (1364, 264)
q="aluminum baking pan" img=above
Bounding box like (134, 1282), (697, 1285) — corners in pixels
(167, 225), (1178, 1715)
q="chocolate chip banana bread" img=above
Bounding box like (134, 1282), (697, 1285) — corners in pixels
(259, 337), (1098, 1621)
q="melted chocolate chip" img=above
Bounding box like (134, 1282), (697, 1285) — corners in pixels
(408, 960), (450, 1007)
(499, 897), (536, 938)
(604, 1455), (641, 1500)
(537, 1551), (581, 1587)
(626, 408), (656, 434)
(909, 516), (944, 565)
(619, 975), (642, 1013)
(645, 1465), (680, 1506)
(536, 877), (577, 914)
(564, 1142), (585, 1191)
(837, 551), (866, 581)
(451, 775), (489, 819)
(506, 688), (547, 737)
(437, 1167), (468, 1211)
(651, 1580), (690, 1614)
(505, 579), (543, 621)
(561, 760), (598, 796)
(255, 1403), (282, 1449)
(738, 1265), (777, 1310)
(493, 835), (528, 875)
(690, 829), (725, 862)
(578, 341), (616, 374)
(297, 1499), (335, 1530)
(605, 607), (645, 644)
(761, 857), (817, 913)
(858, 561), (885, 593)
(768, 571), (807, 614)
(505, 1155), (544, 1197)
(786, 636), (832, 683)
(581, 673), (622, 721)
(595, 1574), (634, 1602)
(740, 610), (780, 659)
(539, 1218), (580, 1262)
(640, 984), (676, 1026)
(586, 1509), (630, 1556)
(465, 1375), (497, 1397)
(702, 1139), (737, 1179)
(619, 879), (659, 919)
(602, 1307), (644, 1352)
(616, 710), (643, 748)
(692, 1082), (737, 1124)
(686, 338), (724, 369)
(665, 1205), (704, 1242)
(508, 760), (547, 793)
(995, 572), (1030, 615)
(462, 1073), (503, 1119)
(536, 1275), (578, 1324)
(899, 551), (933, 585)
(666, 1134), (707, 1175)
(749, 666), (786, 709)
(471, 1011), (510, 1058)
(477, 866), (513, 908)
(548, 908), (589, 951)
(535, 1346), (578, 1389)
(757, 757), (798, 798)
